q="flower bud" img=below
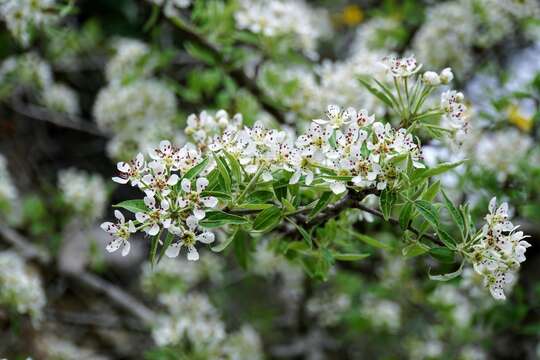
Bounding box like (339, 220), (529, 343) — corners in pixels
(440, 67), (454, 84)
(422, 71), (441, 86)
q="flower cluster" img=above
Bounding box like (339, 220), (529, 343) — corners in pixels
(381, 55), (422, 77)
(103, 140), (216, 260)
(0, 0), (59, 46)
(93, 79), (180, 158)
(0, 251), (46, 323)
(152, 292), (263, 358)
(102, 105), (425, 260)
(0, 53), (80, 116)
(440, 89), (469, 132)
(361, 296), (402, 332)
(234, 0), (331, 59)
(470, 198), (531, 300)
(105, 38), (156, 83)
(58, 168), (107, 222)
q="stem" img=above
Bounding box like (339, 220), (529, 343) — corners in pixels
(235, 166), (264, 205)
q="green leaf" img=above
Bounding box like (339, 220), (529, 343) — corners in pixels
(429, 247), (455, 263)
(308, 192), (333, 220)
(247, 190), (274, 203)
(211, 228), (237, 252)
(333, 253), (370, 261)
(113, 199), (148, 214)
(379, 189), (397, 220)
(150, 233), (160, 266)
(399, 201), (413, 230)
(223, 151), (242, 186)
(421, 180), (440, 202)
(436, 228), (457, 250)
(428, 260), (464, 281)
(402, 242), (429, 257)
(286, 218), (312, 247)
(441, 190), (465, 235)
(358, 78), (394, 107)
(199, 211), (248, 228)
(348, 230), (392, 250)
(252, 206), (282, 232)
(233, 229), (252, 269)
(183, 157), (209, 180)
(214, 155), (232, 193)
(411, 160), (465, 185)
(233, 203), (273, 211)
(414, 200), (439, 228)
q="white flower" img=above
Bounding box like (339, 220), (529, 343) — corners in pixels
(178, 177), (218, 220)
(165, 216), (215, 261)
(422, 71), (441, 86)
(381, 55), (422, 77)
(141, 161), (179, 197)
(135, 196), (170, 236)
(42, 83), (80, 115)
(58, 168), (107, 221)
(313, 105), (356, 130)
(101, 210), (136, 256)
(112, 152), (146, 186)
(440, 67), (454, 84)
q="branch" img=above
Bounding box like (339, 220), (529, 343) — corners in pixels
(167, 16), (287, 124)
(0, 222), (156, 326)
(7, 95), (107, 137)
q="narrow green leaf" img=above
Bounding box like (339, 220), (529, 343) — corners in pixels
(211, 228), (237, 252)
(233, 229), (252, 269)
(428, 260), (464, 281)
(402, 243), (429, 257)
(199, 211), (248, 228)
(308, 192), (333, 220)
(333, 253), (370, 261)
(223, 151), (242, 186)
(113, 199), (148, 214)
(399, 202), (413, 230)
(233, 203), (273, 211)
(421, 180), (441, 202)
(286, 217), (312, 248)
(414, 200), (439, 228)
(441, 190), (465, 235)
(247, 190), (274, 203)
(358, 78), (394, 107)
(214, 155), (232, 193)
(412, 160), (466, 185)
(252, 206), (282, 232)
(379, 189), (397, 220)
(348, 230), (392, 250)
(429, 247), (455, 263)
(436, 228), (457, 250)
(182, 157), (209, 180)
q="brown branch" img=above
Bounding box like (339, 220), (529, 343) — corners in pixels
(7, 96), (107, 137)
(0, 222), (156, 326)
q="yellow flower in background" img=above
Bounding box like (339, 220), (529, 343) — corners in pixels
(507, 104), (533, 132)
(341, 5), (364, 26)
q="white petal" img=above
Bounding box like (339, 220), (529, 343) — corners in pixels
(165, 243), (181, 258)
(167, 174), (179, 186)
(186, 215), (198, 230)
(148, 223), (160, 236)
(121, 241), (131, 256)
(289, 171), (301, 185)
(117, 162), (130, 172)
(112, 176), (129, 184)
(197, 232), (215, 244)
(135, 212), (149, 223)
(202, 197), (218, 208)
(196, 177), (209, 192)
(187, 246), (199, 261)
(114, 210), (125, 223)
(489, 197), (497, 214)
(181, 178), (191, 193)
(330, 182), (347, 194)
(305, 171), (314, 185)
(100, 222), (116, 233)
(106, 238), (122, 253)
(193, 208), (206, 220)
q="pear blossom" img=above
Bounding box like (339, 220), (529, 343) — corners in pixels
(101, 210), (136, 256)
(313, 105), (356, 130)
(112, 153), (146, 186)
(165, 216), (215, 261)
(422, 71), (441, 86)
(381, 55), (422, 77)
(178, 177), (218, 220)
